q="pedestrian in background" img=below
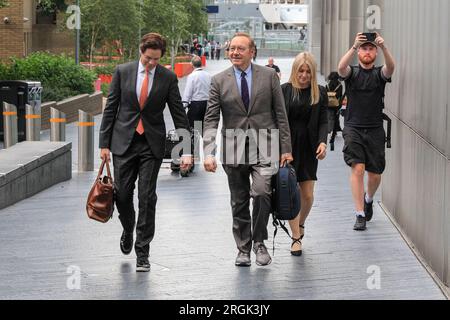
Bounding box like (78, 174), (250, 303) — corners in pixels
(337, 32), (395, 231)
(266, 57), (281, 80)
(325, 71), (344, 150)
(183, 55), (212, 132)
(215, 42), (221, 60)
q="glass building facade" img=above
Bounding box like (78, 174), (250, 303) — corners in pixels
(204, 0), (308, 51)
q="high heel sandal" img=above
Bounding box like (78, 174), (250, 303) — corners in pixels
(290, 237), (303, 256)
(299, 225), (305, 240)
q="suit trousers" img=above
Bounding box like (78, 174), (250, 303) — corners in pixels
(112, 133), (163, 259)
(187, 100), (207, 131)
(223, 163), (273, 253)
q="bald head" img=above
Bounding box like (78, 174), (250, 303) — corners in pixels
(191, 56), (202, 68)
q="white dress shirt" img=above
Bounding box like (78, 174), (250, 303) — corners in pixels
(136, 61), (156, 103)
(182, 68), (212, 103)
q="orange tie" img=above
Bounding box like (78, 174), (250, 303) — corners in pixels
(136, 66), (149, 135)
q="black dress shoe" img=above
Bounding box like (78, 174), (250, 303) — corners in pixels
(120, 231), (133, 255)
(364, 194), (374, 221)
(136, 258), (150, 272)
(235, 251), (251, 267)
(353, 215), (367, 231)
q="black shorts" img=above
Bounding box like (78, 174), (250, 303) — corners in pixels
(342, 126), (386, 174)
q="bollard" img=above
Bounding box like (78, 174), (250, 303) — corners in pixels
(50, 107), (66, 142)
(25, 104), (41, 141)
(78, 110), (94, 172)
(3, 102), (18, 148)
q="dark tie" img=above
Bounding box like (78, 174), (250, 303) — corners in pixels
(240, 71), (249, 112)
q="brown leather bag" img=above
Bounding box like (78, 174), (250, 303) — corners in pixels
(86, 159), (114, 223)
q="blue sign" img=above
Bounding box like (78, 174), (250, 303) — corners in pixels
(206, 5), (219, 14)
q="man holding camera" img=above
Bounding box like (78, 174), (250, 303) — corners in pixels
(338, 32), (395, 231)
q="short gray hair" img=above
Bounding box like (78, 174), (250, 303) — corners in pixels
(191, 56), (202, 68)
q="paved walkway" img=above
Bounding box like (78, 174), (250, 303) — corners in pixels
(0, 58), (446, 300)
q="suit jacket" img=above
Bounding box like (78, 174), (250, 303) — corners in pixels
(281, 83), (329, 151)
(203, 64), (292, 166)
(99, 62), (190, 158)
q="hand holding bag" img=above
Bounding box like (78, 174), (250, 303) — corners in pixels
(86, 159), (114, 223)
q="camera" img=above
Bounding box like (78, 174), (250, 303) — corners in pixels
(362, 32), (376, 42)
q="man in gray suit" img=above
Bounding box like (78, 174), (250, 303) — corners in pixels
(203, 33), (293, 267)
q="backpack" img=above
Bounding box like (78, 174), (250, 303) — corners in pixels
(326, 83), (341, 108)
(271, 164), (301, 253)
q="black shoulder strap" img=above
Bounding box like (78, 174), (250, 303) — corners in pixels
(375, 67), (386, 108)
(333, 83), (342, 92)
(351, 66), (360, 82)
(346, 66), (359, 93)
(272, 217), (292, 255)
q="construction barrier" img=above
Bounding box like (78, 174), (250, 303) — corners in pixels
(174, 63), (194, 78)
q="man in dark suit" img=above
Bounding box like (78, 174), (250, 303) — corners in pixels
(99, 33), (192, 272)
(203, 33), (293, 267)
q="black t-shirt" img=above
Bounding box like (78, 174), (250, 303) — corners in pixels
(266, 64), (281, 73)
(343, 65), (391, 128)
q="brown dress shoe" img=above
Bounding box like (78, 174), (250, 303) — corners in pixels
(235, 251), (251, 267)
(253, 242), (272, 266)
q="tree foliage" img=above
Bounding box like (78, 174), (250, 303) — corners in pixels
(79, 0), (141, 63)
(36, 0), (67, 14)
(78, 0), (207, 62)
(142, 0), (207, 57)
(27, 1), (207, 63)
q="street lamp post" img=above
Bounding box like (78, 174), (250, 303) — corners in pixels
(75, 0), (80, 65)
(138, 0), (143, 59)
(171, 0), (175, 70)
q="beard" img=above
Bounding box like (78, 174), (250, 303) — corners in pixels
(360, 55), (376, 66)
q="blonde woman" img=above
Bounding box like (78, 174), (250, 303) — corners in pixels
(281, 52), (328, 256)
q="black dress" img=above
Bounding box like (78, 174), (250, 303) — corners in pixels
(288, 87), (318, 182)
